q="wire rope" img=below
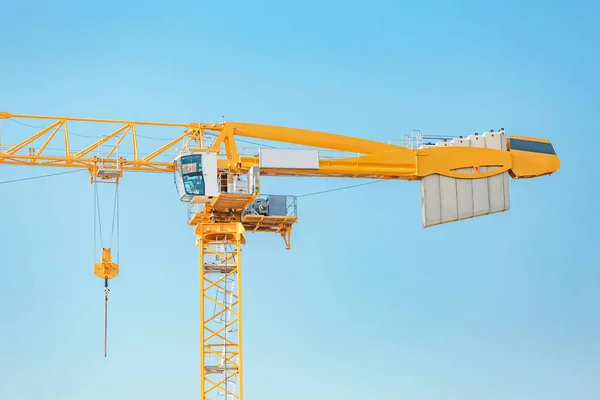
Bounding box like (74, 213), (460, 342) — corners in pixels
(8, 116), (275, 145)
(296, 179), (387, 197)
(0, 169), (86, 184)
(0, 168), (389, 199)
(94, 183), (104, 248)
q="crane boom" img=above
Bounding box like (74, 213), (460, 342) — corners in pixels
(0, 111), (561, 400)
(0, 112), (559, 180)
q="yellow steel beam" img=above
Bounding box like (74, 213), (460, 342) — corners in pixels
(74, 124), (130, 158)
(196, 222), (244, 400)
(5, 120), (63, 155)
(0, 111), (195, 128)
(229, 122), (398, 154)
(35, 121), (64, 156)
(0, 111), (561, 181)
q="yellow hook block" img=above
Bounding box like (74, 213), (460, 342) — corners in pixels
(94, 248), (119, 279)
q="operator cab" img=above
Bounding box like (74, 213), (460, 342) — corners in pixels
(174, 152), (219, 203)
(508, 136), (560, 179)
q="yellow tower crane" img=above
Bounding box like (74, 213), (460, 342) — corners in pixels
(0, 111), (560, 399)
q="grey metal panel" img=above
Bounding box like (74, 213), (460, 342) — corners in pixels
(259, 148), (320, 169)
(201, 152), (219, 197)
(420, 132), (511, 228)
(421, 174), (442, 227)
(419, 142), (442, 227)
(267, 195), (287, 216)
(483, 132), (509, 213)
(467, 134), (490, 217)
(497, 132), (510, 211)
(452, 137), (475, 220)
(436, 142), (458, 222)
(248, 166), (260, 194)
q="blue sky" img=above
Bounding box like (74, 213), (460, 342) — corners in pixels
(1, 0), (598, 399)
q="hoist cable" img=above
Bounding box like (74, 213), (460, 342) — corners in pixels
(94, 183), (104, 248)
(116, 186), (120, 264)
(93, 182), (97, 265)
(104, 277), (109, 357)
(94, 180), (113, 358)
(110, 185), (118, 250)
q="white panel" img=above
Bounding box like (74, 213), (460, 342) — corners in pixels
(483, 132), (508, 213)
(259, 148), (319, 169)
(419, 142), (441, 227)
(497, 131), (510, 211)
(421, 174), (441, 227)
(201, 152), (219, 197)
(451, 137), (474, 220)
(231, 178), (248, 194)
(467, 134), (490, 217)
(420, 133), (511, 228)
(248, 166), (260, 194)
(480, 131), (509, 214)
(436, 141), (458, 222)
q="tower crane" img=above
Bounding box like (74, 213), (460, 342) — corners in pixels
(0, 111), (560, 399)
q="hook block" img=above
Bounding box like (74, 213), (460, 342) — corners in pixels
(94, 248), (119, 279)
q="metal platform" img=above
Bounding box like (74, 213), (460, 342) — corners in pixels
(211, 193), (256, 212)
(187, 193), (258, 226)
(242, 214), (298, 234)
(205, 365), (238, 374)
(204, 261), (237, 274)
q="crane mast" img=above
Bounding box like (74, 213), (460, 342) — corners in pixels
(0, 111), (560, 399)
